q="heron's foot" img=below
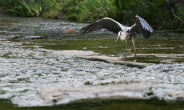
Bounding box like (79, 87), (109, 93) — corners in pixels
(133, 56), (137, 62)
(119, 55), (125, 59)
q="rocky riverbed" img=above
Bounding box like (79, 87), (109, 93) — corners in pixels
(1, 15), (184, 108)
(0, 41), (184, 107)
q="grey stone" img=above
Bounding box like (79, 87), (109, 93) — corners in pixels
(24, 36), (43, 40)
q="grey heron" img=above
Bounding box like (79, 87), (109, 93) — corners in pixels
(80, 15), (154, 59)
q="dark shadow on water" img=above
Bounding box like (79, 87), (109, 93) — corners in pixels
(1, 98), (184, 110)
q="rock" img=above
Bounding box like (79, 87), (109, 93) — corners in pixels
(24, 36), (43, 40)
(0, 35), (20, 41)
(165, 91), (184, 101)
(38, 84), (152, 105)
(55, 50), (99, 56)
(63, 29), (76, 34)
(55, 50), (149, 68)
(83, 47), (87, 50)
(84, 55), (148, 68)
(84, 81), (92, 85)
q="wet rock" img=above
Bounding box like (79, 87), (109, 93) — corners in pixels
(55, 50), (99, 56)
(63, 29), (76, 34)
(24, 36), (43, 40)
(83, 47), (87, 50)
(0, 35), (20, 41)
(84, 81), (92, 85)
(38, 84), (152, 106)
(165, 91), (184, 101)
(56, 50), (149, 68)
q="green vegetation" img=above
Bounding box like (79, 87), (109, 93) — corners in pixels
(17, 0), (42, 17)
(0, 0), (184, 31)
(63, 0), (116, 22)
(0, 0), (41, 17)
(112, 0), (172, 30)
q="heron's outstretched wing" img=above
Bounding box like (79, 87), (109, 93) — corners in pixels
(80, 17), (123, 34)
(130, 15), (153, 38)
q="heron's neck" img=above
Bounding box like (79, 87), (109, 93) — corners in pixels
(122, 26), (131, 32)
(119, 31), (129, 41)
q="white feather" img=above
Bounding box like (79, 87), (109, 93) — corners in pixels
(118, 31), (129, 41)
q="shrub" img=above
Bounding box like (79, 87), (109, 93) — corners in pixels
(17, 0), (42, 17)
(0, 0), (184, 31)
(42, 0), (63, 18)
(173, 6), (184, 30)
(112, 0), (172, 30)
(0, 0), (42, 17)
(64, 0), (116, 22)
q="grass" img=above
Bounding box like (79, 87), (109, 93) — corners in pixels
(15, 0), (42, 17)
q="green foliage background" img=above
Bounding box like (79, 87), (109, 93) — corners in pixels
(0, 0), (184, 31)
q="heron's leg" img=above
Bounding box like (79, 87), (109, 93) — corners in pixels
(120, 38), (127, 59)
(131, 37), (137, 59)
(125, 38), (127, 48)
(124, 38), (127, 55)
(115, 35), (119, 42)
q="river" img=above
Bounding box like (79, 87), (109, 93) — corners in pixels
(0, 14), (184, 109)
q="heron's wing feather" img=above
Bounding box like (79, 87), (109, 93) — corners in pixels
(80, 17), (123, 34)
(130, 16), (153, 38)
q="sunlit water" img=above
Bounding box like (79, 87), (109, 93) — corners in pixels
(0, 15), (184, 109)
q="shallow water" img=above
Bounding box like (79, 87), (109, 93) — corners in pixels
(26, 34), (184, 63)
(1, 15), (184, 109)
(1, 99), (184, 110)
(0, 14), (83, 38)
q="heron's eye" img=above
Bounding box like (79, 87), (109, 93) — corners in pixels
(127, 30), (130, 33)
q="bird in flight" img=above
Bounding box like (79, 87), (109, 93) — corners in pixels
(80, 15), (154, 59)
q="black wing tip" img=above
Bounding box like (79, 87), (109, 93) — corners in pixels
(79, 17), (122, 34)
(79, 29), (86, 34)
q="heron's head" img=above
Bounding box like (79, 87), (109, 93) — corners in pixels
(135, 15), (139, 18)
